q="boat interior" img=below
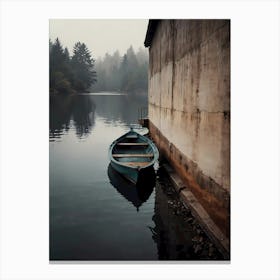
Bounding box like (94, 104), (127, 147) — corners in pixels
(112, 133), (154, 167)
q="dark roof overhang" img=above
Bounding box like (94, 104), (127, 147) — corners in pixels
(144, 20), (160, 47)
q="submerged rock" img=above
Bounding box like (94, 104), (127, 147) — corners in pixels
(194, 244), (202, 254)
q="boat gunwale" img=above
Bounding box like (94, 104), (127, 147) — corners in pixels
(109, 130), (158, 170)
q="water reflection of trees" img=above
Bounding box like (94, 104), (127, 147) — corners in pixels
(92, 94), (147, 125)
(49, 93), (147, 140)
(72, 96), (96, 138)
(49, 95), (96, 139)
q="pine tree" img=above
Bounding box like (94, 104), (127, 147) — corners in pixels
(71, 42), (97, 91)
(49, 38), (73, 94)
(120, 54), (129, 91)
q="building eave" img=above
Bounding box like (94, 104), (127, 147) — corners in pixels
(144, 20), (160, 48)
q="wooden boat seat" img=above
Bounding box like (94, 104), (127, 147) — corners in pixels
(117, 143), (149, 146)
(113, 153), (154, 158)
(120, 161), (151, 167)
(125, 135), (138, 139)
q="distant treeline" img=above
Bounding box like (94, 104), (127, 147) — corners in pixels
(49, 38), (149, 96)
(49, 38), (97, 95)
(91, 46), (148, 95)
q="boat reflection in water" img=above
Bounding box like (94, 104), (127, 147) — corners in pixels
(107, 163), (155, 211)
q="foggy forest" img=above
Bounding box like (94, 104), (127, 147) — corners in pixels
(49, 38), (148, 96)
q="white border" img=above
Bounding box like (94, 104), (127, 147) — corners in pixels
(1, 0), (279, 279)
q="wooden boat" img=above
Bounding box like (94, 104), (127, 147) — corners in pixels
(107, 164), (155, 211)
(108, 128), (159, 184)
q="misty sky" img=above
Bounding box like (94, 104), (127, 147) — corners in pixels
(49, 19), (149, 59)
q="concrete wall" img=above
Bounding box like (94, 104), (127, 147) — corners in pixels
(148, 20), (230, 235)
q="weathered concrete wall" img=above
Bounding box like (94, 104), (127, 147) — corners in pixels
(148, 20), (230, 235)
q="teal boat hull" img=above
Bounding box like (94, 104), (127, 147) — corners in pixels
(110, 160), (139, 183)
(108, 129), (159, 184)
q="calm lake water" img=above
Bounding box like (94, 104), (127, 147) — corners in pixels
(49, 93), (222, 261)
